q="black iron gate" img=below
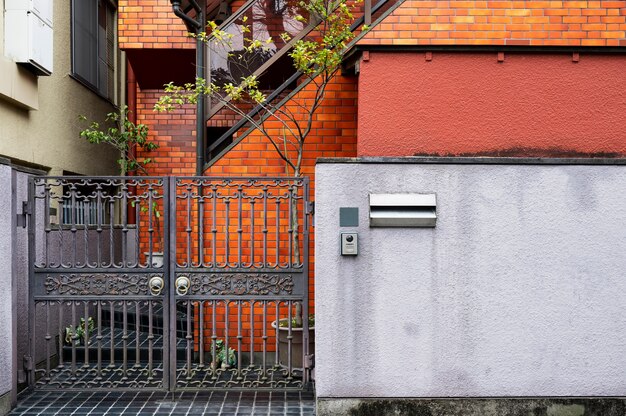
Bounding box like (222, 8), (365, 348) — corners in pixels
(27, 176), (311, 391)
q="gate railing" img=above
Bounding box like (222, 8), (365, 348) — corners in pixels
(27, 176), (310, 391)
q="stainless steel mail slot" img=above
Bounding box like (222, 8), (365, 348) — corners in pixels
(369, 193), (437, 227)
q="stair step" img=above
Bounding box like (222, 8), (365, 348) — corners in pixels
(100, 304), (189, 337)
(62, 328), (191, 362)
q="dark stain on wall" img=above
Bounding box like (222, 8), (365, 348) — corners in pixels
(414, 147), (624, 158)
(322, 398), (626, 416)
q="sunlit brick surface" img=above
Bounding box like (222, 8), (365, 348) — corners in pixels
(359, 0), (626, 46)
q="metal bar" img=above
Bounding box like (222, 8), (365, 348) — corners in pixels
(262, 301), (267, 377)
(224, 199), (230, 268)
(108, 198), (114, 267)
(122, 184), (128, 267)
(96, 187), (102, 267)
(43, 183), (50, 268)
(71, 186), (77, 267)
(288, 187), (293, 268)
(249, 301), (255, 367)
(186, 183), (192, 267)
(71, 301), (77, 380)
(148, 300), (154, 381)
(148, 184), (154, 265)
(109, 301), (114, 368)
(211, 301), (217, 377)
(34, 268), (173, 273)
(274, 302), (279, 368)
(199, 300), (205, 367)
(237, 185), (242, 268)
(166, 177), (176, 391)
(96, 301), (102, 380)
(135, 301), (140, 367)
(27, 178), (36, 386)
(186, 301), (192, 379)
(82, 198), (89, 267)
(287, 301), (293, 375)
(275, 198), (280, 267)
(199, 185), (205, 267)
(122, 300), (128, 376)
(45, 302), (51, 381)
(250, 200), (255, 268)
(83, 301), (89, 367)
(224, 301), (230, 370)
(212, 186), (217, 268)
(134, 199), (140, 268)
(236, 301), (242, 379)
(364, 0), (371, 25)
(263, 187), (268, 268)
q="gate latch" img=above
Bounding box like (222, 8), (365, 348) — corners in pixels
(23, 355), (33, 371)
(304, 354), (315, 369)
(16, 201), (30, 228)
(19, 355), (33, 384)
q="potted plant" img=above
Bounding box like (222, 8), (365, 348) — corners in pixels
(271, 312), (314, 370)
(64, 317), (95, 346)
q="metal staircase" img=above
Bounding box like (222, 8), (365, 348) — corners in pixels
(203, 0), (403, 169)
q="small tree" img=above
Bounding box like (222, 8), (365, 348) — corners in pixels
(80, 106), (162, 251)
(156, 0), (357, 324)
(156, 0), (355, 178)
(79, 106), (157, 176)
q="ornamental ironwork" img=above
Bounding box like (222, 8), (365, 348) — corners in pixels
(28, 176), (311, 393)
(44, 274), (152, 296)
(190, 273), (294, 295)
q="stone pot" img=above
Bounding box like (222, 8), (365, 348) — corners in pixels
(145, 252), (164, 268)
(271, 319), (315, 370)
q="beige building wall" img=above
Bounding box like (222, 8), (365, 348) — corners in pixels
(0, 0), (120, 175)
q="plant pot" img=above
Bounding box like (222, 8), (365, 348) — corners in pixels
(271, 319), (314, 370)
(145, 252), (164, 268)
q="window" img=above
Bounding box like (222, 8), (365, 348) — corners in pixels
(59, 180), (118, 226)
(71, 0), (116, 100)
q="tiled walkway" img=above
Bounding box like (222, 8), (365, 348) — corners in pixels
(9, 390), (316, 415)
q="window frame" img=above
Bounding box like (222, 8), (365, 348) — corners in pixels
(70, 0), (117, 102)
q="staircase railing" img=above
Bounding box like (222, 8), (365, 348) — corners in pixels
(203, 0), (404, 170)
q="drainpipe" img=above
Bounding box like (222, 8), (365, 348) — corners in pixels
(195, 14), (206, 176)
(126, 59), (138, 223)
(170, 1), (205, 176)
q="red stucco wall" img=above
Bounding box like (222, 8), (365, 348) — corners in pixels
(357, 52), (626, 157)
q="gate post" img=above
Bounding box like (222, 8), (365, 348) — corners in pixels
(26, 177), (35, 388)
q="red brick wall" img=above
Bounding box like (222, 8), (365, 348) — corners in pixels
(359, 0), (626, 46)
(357, 52), (626, 157)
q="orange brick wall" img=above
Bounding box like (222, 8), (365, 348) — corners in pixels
(136, 90), (197, 175)
(360, 0), (626, 46)
(119, 0), (195, 49)
(134, 73), (358, 352)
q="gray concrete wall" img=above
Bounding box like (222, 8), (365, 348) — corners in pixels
(14, 170), (30, 391)
(315, 160), (626, 399)
(0, 164), (14, 414)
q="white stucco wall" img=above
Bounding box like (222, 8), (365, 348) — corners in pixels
(315, 160), (626, 398)
(0, 0), (119, 175)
